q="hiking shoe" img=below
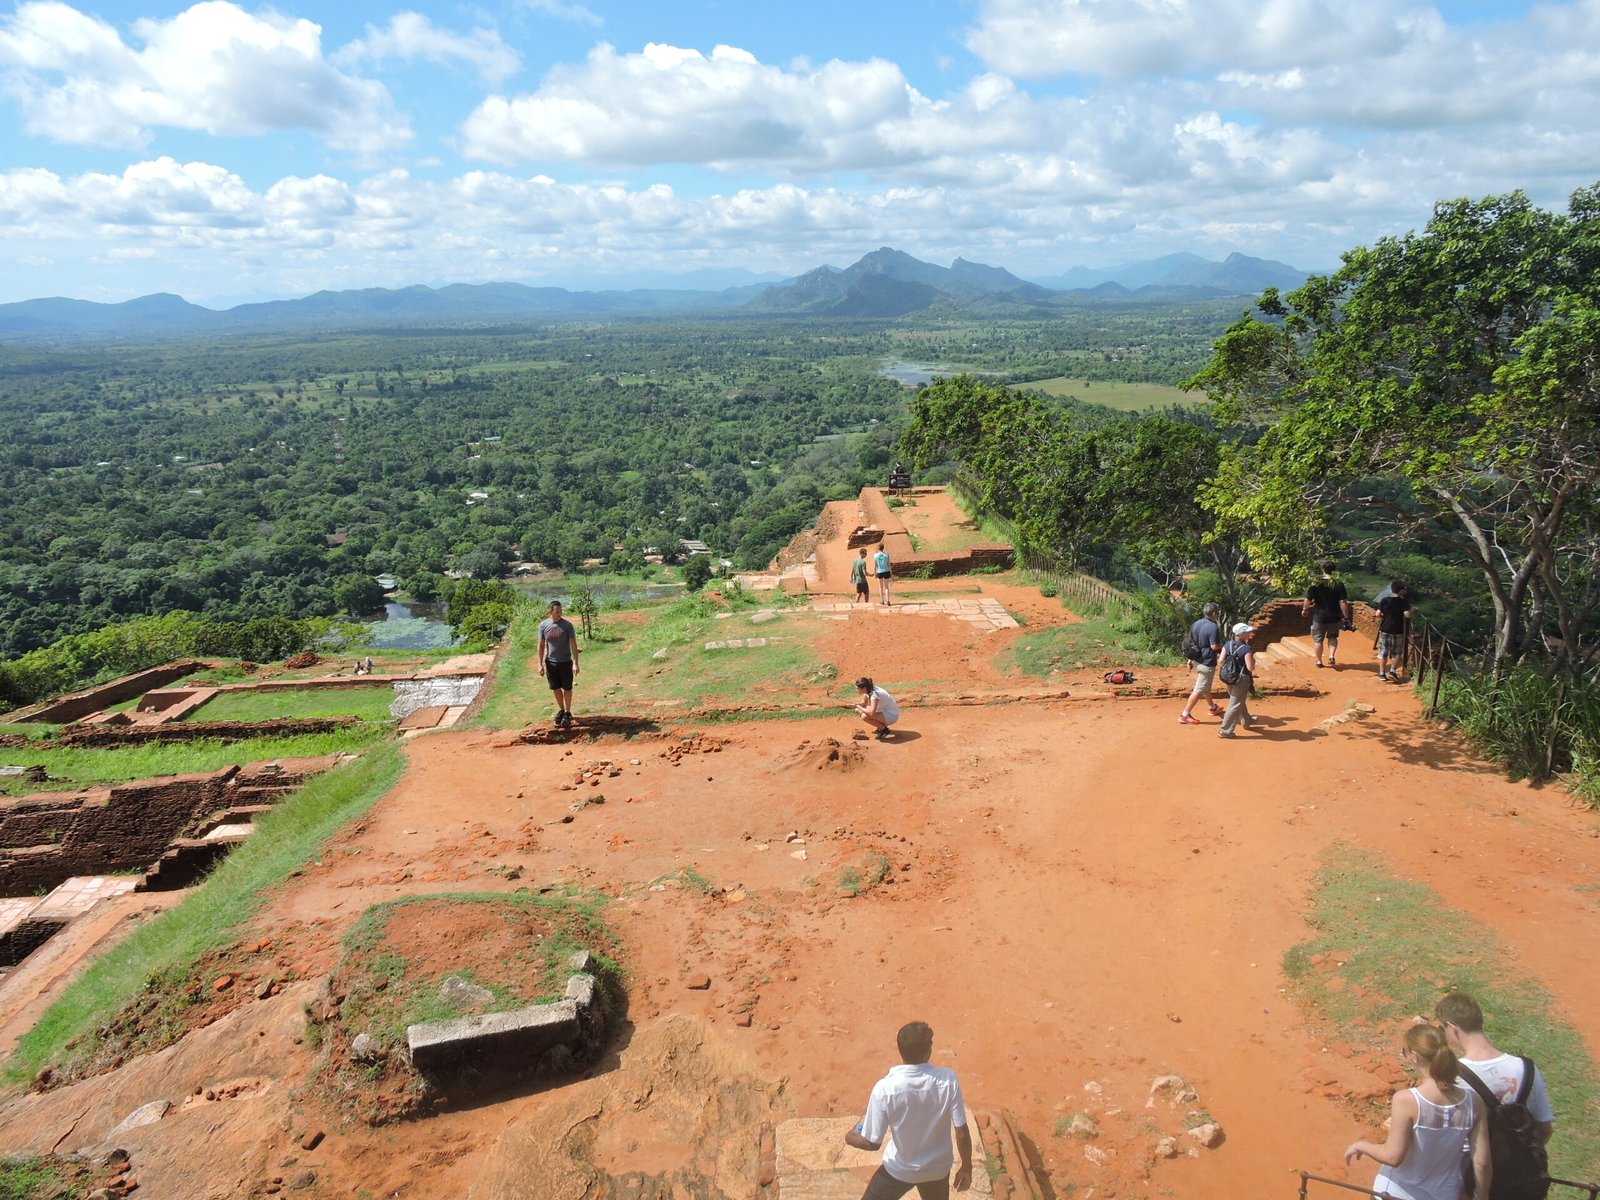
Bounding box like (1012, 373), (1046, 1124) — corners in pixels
(874, 729), (892, 742)
(1207, 703), (1224, 716)
(1315, 661), (1325, 668)
(1178, 713), (1200, 725)
(1217, 731), (1236, 739)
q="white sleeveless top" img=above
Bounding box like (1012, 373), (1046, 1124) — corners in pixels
(1374, 1088), (1476, 1200)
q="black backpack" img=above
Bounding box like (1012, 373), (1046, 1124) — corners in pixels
(1181, 629), (1202, 662)
(1460, 1058), (1551, 1200)
(1218, 643), (1247, 685)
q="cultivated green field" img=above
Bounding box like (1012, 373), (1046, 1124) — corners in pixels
(1017, 377), (1200, 412)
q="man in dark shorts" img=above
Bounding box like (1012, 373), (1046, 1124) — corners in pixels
(1302, 562), (1351, 668)
(537, 599), (580, 727)
(851, 547), (871, 604)
(1375, 581), (1412, 682)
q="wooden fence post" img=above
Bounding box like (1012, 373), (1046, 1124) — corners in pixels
(1545, 680), (1568, 778)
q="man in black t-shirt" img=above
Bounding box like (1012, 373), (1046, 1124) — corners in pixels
(1301, 562), (1351, 668)
(1374, 581), (1412, 682)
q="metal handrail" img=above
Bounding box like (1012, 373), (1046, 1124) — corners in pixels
(1296, 1169), (1599, 1200)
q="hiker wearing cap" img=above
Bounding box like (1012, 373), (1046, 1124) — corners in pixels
(1217, 623), (1257, 738)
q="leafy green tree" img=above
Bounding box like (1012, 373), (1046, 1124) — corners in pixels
(682, 554), (713, 591)
(1188, 185), (1600, 676)
(332, 572), (387, 615)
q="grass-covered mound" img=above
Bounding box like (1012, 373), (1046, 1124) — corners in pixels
(306, 890), (620, 1124)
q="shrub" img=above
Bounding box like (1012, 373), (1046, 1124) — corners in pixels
(1432, 663), (1600, 800)
(1117, 590), (1187, 657)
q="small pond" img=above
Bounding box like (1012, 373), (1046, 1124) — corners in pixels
(879, 359), (968, 387)
(361, 600), (458, 651)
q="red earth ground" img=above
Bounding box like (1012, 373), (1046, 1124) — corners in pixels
(2, 492), (1598, 1199)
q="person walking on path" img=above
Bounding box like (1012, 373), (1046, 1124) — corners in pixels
(1375, 581), (1413, 683)
(1435, 992), (1556, 1149)
(853, 676), (900, 742)
(537, 599), (581, 728)
(845, 1021), (972, 1200)
(1303, 562), (1352, 668)
(1345, 1022), (1491, 1200)
(1217, 623), (1257, 738)
(874, 542), (894, 606)
(852, 547), (872, 604)
(1179, 601), (1226, 724)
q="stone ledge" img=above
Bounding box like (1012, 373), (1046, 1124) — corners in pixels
(405, 952), (605, 1081)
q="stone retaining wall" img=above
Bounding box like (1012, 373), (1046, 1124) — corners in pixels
(55, 716), (358, 747)
(1247, 595), (1380, 650)
(896, 545), (1015, 577)
(406, 950), (611, 1089)
(0, 759), (329, 893)
(4, 662), (203, 724)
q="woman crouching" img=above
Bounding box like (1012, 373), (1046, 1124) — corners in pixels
(851, 677), (899, 743)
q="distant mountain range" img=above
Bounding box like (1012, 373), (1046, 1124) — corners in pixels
(0, 249), (1314, 338)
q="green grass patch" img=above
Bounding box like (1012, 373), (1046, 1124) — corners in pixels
(4, 741), (406, 1086)
(1018, 377), (1197, 412)
(193, 686), (398, 723)
(1002, 611), (1177, 676)
(838, 853), (893, 897)
(0, 1158), (75, 1200)
(335, 890), (617, 1046)
(1283, 844), (1600, 1179)
(0, 727), (389, 796)
(476, 591), (827, 727)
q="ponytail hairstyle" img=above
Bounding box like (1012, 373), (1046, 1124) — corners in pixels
(855, 676), (874, 694)
(1405, 1023), (1460, 1089)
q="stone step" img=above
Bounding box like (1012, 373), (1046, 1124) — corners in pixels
(1273, 636), (1317, 656)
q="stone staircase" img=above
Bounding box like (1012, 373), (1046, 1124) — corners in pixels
(141, 804), (275, 891)
(1260, 634), (1318, 670)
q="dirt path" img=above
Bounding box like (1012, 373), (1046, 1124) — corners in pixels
(3, 495), (1598, 1199)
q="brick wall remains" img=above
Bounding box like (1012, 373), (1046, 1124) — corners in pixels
(0, 759), (328, 893)
(1246, 595), (1379, 650)
(5, 662), (202, 724)
(56, 716), (357, 748)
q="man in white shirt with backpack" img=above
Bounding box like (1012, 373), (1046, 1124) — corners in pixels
(1435, 992), (1554, 1145)
(1436, 991), (1554, 1200)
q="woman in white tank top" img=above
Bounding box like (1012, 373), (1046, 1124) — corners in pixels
(1345, 1023), (1491, 1200)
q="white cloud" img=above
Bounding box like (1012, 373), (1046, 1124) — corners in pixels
(461, 42), (919, 168)
(334, 12), (520, 86)
(0, 0), (408, 153)
(964, 0), (1423, 80)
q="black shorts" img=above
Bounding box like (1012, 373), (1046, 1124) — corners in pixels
(545, 659), (574, 690)
(855, 578), (870, 596)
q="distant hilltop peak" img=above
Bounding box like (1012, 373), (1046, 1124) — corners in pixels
(747, 246), (1309, 317)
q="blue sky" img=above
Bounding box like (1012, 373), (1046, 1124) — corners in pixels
(2, 0), (1597, 305)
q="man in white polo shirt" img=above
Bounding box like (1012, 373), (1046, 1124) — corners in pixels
(845, 1021), (973, 1200)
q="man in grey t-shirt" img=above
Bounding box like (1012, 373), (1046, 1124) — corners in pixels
(537, 599), (580, 728)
